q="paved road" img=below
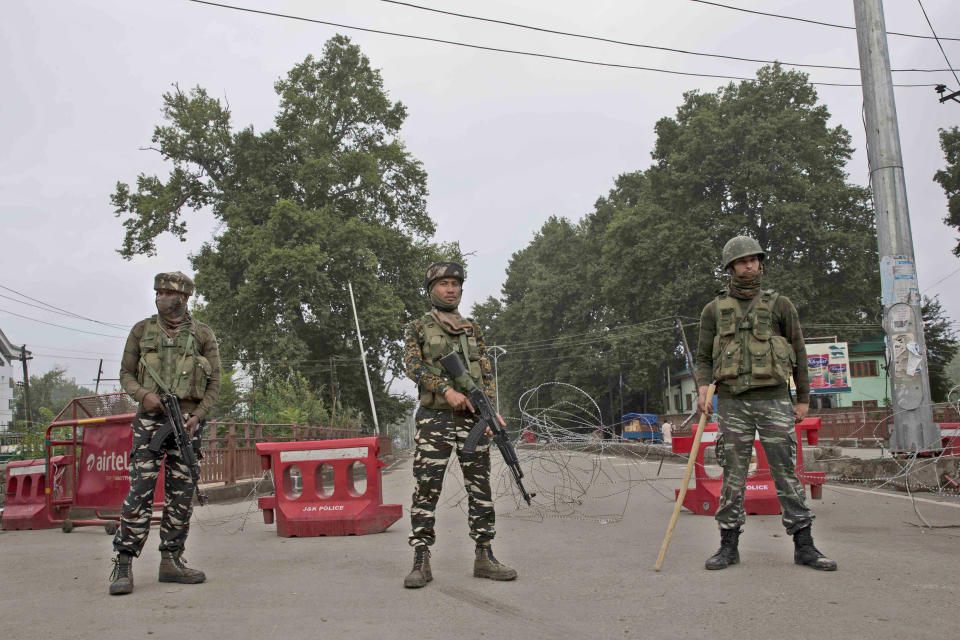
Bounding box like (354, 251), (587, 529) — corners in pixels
(1, 451), (958, 640)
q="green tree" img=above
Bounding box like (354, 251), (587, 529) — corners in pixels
(934, 127), (960, 257)
(12, 366), (93, 427)
(207, 368), (245, 422)
(479, 65), (881, 424)
(921, 295), (959, 402)
(250, 372), (328, 426)
(644, 64), (879, 327)
(111, 36), (451, 424)
(473, 216), (607, 420)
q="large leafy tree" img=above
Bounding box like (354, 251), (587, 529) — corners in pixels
(112, 36), (450, 423)
(934, 127), (960, 257)
(644, 64), (879, 326)
(922, 295), (959, 402)
(12, 367), (94, 457)
(479, 65), (881, 424)
(12, 367), (93, 427)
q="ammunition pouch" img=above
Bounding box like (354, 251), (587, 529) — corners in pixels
(712, 291), (794, 394)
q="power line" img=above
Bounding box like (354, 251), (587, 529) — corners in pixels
(689, 0), (960, 42)
(0, 284), (129, 330)
(381, 0), (957, 74)
(925, 266), (960, 292)
(0, 293), (132, 330)
(916, 0), (960, 87)
(187, 1), (934, 88)
(30, 345), (124, 354)
(32, 353), (122, 362)
(491, 315), (681, 349)
(0, 308), (128, 339)
(494, 322), (696, 356)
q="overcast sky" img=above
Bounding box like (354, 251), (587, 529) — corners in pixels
(2, 0), (958, 395)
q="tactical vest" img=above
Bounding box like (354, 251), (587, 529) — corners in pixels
(712, 291), (796, 395)
(136, 316), (212, 401)
(417, 313), (484, 410)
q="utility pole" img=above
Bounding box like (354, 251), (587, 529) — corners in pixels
(854, 0), (938, 452)
(329, 356), (337, 425)
(618, 367), (625, 425)
(20, 345), (32, 426)
(348, 281), (380, 435)
(675, 317), (696, 375)
(488, 345), (506, 415)
(95, 359), (104, 394)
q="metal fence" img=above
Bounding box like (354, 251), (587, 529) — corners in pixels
(40, 393), (389, 487)
(200, 422), (383, 485)
(660, 402), (960, 440)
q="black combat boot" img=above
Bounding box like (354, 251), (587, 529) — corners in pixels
(793, 526), (837, 571)
(404, 545), (432, 588)
(473, 542), (518, 581)
(705, 528), (741, 570)
(159, 550), (206, 583)
(109, 552), (134, 595)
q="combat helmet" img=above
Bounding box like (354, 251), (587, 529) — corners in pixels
(424, 261), (465, 291)
(153, 271), (195, 296)
(722, 236), (765, 270)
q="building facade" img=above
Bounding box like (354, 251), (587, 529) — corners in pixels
(833, 336), (888, 409)
(0, 328), (23, 432)
(665, 337), (889, 414)
(662, 367), (698, 415)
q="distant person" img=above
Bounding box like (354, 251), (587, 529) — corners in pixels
(661, 421), (673, 444)
(402, 262), (517, 588)
(694, 237), (836, 571)
(110, 272), (221, 595)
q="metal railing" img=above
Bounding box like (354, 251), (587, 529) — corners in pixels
(41, 394), (389, 487)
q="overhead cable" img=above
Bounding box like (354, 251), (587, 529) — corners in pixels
(381, 0), (957, 74)
(916, 0), (960, 86)
(689, 0), (960, 42)
(0, 284), (129, 330)
(0, 308), (128, 339)
(187, 1), (934, 88)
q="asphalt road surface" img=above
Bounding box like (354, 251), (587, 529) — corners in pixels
(1, 451), (958, 640)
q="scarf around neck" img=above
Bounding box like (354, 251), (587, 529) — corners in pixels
(156, 296), (194, 335)
(430, 307), (473, 336)
(727, 271), (763, 300)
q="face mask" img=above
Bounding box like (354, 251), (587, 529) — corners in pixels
(156, 295), (187, 318)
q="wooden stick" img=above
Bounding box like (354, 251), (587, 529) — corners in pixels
(654, 382), (716, 572)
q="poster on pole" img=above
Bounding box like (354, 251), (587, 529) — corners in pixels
(806, 342), (851, 394)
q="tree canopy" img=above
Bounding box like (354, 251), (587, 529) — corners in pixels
(112, 36), (454, 424)
(934, 126), (960, 257)
(12, 366), (93, 427)
(922, 295), (959, 402)
(477, 66), (881, 424)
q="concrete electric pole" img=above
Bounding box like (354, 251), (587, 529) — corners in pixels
(488, 345), (506, 415)
(348, 281), (380, 435)
(20, 345), (33, 426)
(854, 0), (939, 452)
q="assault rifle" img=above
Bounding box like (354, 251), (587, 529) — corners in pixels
(438, 352), (535, 505)
(147, 394), (208, 506)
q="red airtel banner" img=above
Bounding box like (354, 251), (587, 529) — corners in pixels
(76, 419), (164, 509)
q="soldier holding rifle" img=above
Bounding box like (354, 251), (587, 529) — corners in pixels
(402, 262), (519, 588)
(110, 272), (221, 595)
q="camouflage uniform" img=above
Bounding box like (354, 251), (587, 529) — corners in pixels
(695, 285), (813, 534)
(113, 413), (200, 555)
(404, 315), (497, 547)
(114, 272), (221, 557)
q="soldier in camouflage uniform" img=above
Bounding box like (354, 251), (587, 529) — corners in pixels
(402, 261), (518, 588)
(109, 272), (221, 595)
(694, 237), (836, 571)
